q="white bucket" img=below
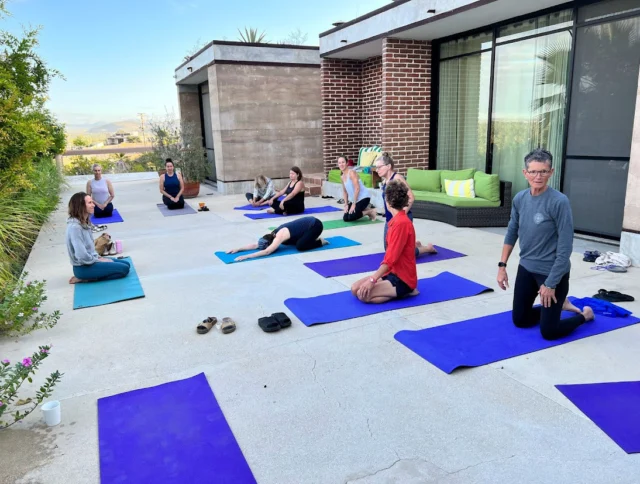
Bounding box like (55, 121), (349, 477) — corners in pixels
(41, 400), (61, 426)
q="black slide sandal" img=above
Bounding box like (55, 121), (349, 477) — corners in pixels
(259, 316), (280, 333)
(271, 312), (292, 329)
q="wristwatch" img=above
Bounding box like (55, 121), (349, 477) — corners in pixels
(498, 262), (507, 268)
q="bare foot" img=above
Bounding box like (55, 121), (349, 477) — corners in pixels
(267, 209), (275, 214)
(408, 289), (420, 297)
(417, 242), (438, 256)
(562, 299), (582, 314)
(365, 209), (377, 221)
(320, 238), (329, 246)
(582, 306), (595, 322)
(69, 276), (86, 284)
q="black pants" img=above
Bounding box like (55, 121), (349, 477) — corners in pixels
(163, 195), (185, 210)
(512, 264), (585, 340)
(271, 197), (304, 215)
(293, 218), (323, 251)
(246, 193), (264, 203)
(343, 197), (370, 222)
(93, 203), (114, 218)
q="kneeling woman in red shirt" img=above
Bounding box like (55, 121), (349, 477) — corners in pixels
(351, 180), (418, 303)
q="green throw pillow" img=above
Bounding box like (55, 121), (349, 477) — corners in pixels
(439, 168), (476, 187)
(474, 171), (501, 202)
(407, 168), (441, 192)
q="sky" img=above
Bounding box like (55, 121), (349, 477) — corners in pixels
(2, 0), (390, 129)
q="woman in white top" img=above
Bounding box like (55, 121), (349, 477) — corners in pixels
(86, 164), (115, 218)
(338, 156), (377, 222)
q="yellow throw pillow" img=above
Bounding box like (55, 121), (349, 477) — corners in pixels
(444, 178), (476, 198)
(359, 151), (379, 167)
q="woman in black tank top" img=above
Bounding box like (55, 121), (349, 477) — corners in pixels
(265, 166), (305, 215)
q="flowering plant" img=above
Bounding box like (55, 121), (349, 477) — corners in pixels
(0, 273), (61, 336)
(0, 345), (62, 429)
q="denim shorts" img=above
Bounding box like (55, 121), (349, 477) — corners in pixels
(382, 273), (413, 298)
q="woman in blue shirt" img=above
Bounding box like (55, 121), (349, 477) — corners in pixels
(159, 159), (185, 209)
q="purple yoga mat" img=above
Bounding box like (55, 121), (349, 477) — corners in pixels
(304, 245), (466, 278)
(395, 297), (640, 374)
(244, 206), (341, 220)
(556, 381), (640, 454)
(90, 209), (124, 224)
(234, 196), (284, 210)
(98, 373), (256, 484)
(285, 271), (492, 326)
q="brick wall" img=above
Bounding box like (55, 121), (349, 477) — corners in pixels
(321, 59), (363, 175)
(362, 56), (382, 147)
(381, 38), (431, 175)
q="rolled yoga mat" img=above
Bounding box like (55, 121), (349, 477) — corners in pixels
(304, 245), (466, 278)
(90, 209), (124, 224)
(73, 257), (145, 309)
(98, 373), (257, 483)
(394, 297), (640, 374)
(215, 236), (361, 264)
(284, 271), (493, 326)
(156, 203), (197, 216)
(269, 217), (383, 231)
(244, 206), (341, 220)
(556, 381), (640, 454)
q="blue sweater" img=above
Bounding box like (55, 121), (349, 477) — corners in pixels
(504, 187), (573, 288)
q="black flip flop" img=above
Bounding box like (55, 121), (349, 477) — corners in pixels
(593, 289), (635, 302)
(259, 316), (280, 333)
(271, 312), (292, 329)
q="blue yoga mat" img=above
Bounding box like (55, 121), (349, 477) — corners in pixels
(73, 257), (145, 309)
(234, 196), (284, 210)
(394, 297), (640, 374)
(284, 271), (493, 326)
(244, 206), (341, 220)
(98, 373), (257, 484)
(91, 209), (124, 224)
(215, 236), (360, 264)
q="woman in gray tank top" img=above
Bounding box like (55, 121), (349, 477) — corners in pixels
(337, 157), (377, 222)
(86, 163), (115, 218)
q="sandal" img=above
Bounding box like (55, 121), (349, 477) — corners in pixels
(271, 312), (292, 329)
(258, 316), (280, 333)
(197, 317), (217, 334)
(221, 317), (236, 334)
(593, 289), (635, 302)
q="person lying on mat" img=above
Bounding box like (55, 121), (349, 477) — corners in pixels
(86, 163), (115, 218)
(338, 156), (377, 222)
(227, 216), (327, 262)
(351, 181), (418, 303)
(374, 152), (436, 257)
(159, 158), (185, 210)
(497, 148), (594, 340)
(66, 192), (131, 284)
(246, 174), (276, 207)
(265, 166), (305, 215)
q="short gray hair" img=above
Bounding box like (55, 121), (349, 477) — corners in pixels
(524, 149), (552, 169)
(92, 163), (101, 170)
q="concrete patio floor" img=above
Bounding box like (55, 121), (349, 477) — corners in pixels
(1, 173), (639, 484)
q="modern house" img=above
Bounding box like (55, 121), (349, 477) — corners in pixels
(174, 42), (323, 195)
(106, 131), (138, 145)
(319, 0), (640, 264)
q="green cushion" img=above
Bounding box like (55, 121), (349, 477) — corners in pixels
(407, 168), (441, 192)
(439, 168), (476, 187)
(328, 169), (341, 184)
(412, 190), (500, 208)
(358, 172), (373, 188)
(474, 172), (501, 202)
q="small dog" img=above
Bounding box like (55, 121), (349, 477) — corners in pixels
(94, 233), (116, 256)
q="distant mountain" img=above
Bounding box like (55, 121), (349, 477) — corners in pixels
(65, 119), (141, 135)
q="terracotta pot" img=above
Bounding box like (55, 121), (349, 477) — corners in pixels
(183, 181), (200, 199)
(157, 168), (167, 176)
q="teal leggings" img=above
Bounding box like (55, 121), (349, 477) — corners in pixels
(73, 259), (130, 281)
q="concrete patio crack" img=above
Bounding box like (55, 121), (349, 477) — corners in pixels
(447, 454), (516, 476)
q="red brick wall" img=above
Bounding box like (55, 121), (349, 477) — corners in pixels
(321, 59), (362, 175)
(381, 38), (431, 175)
(362, 56), (382, 147)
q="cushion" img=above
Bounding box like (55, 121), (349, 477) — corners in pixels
(444, 179), (476, 198)
(358, 172), (374, 188)
(406, 169), (441, 192)
(412, 190), (500, 208)
(439, 168), (476, 187)
(358, 146), (382, 166)
(474, 172), (501, 202)
(359, 151), (379, 168)
(328, 169), (342, 184)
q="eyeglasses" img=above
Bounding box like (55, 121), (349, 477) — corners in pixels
(526, 170), (551, 177)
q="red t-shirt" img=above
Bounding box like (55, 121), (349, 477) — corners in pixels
(382, 210), (417, 289)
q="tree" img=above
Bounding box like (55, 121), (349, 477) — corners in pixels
(72, 136), (89, 147)
(281, 28), (309, 46)
(127, 135), (141, 143)
(237, 27), (267, 43)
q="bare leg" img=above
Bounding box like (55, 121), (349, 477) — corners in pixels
(351, 276), (370, 296)
(361, 280), (398, 304)
(562, 298), (582, 314)
(319, 238), (329, 246)
(416, 242), (437, 256)
(267, 209), (275, 214)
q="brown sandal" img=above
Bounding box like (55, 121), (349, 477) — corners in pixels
(221, 317), (236, 334)
(197, 317), (217, 334)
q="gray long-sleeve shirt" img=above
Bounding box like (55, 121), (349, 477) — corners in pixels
(504, 187), (573, 288)
(66, 218), (99, 266)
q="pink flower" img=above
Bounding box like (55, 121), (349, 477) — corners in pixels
(1, 359), (9, 365)
(0, 401), (4, 407)
(32, 307), (38, 312)
(22, 357), (32, 367)
(40, 348), (49, 354)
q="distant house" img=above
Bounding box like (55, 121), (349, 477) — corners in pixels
(106, 131), (139, 145)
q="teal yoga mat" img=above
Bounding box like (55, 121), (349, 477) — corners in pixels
(215, 236), (360, 264)
(73, 257), (145, 309)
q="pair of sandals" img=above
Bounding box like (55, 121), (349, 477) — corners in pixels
(91, 224), (107, 233)
(593, 289), (634, 303)
(259, 312), (291, 333)
(197, 317), (236, 335)
(198, 206), (210, 212)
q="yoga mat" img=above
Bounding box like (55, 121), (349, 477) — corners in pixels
(268, 217), (383, 231)
(98, 373), (257, 483)
(244, 206), (341, 220)
(156, 203), (196, 216)
(234, 196), (284, 210)
(285, 271), (493, 326)
(304, 245), (466, 278)
(73, 257), (145, 309)
(556, 381), (640, 454)
(215, 236), (360, 264)
(90, 209), (124, 224)
(394, 297), (640, 374)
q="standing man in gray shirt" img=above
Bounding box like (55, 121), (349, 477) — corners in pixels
(497, 149), (594, 340)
